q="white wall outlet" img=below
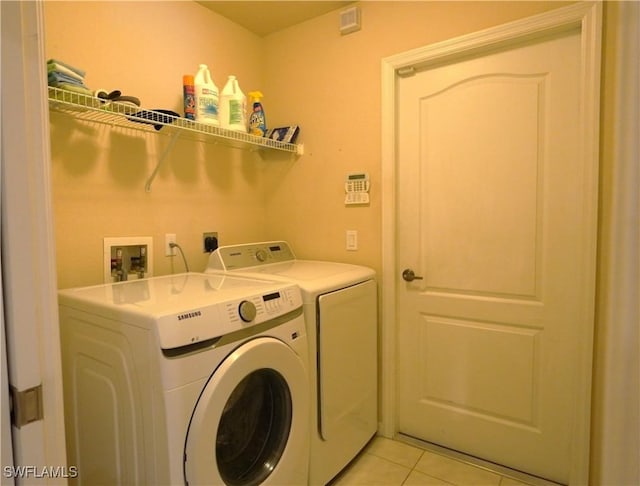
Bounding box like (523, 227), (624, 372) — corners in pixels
(165, 233), (176, 256)
(346, 230), (358, 251)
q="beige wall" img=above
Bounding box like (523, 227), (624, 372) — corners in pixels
(46, 1), (268, 288)
(47, 1), (567, 289)
(262, 1), (569, 275)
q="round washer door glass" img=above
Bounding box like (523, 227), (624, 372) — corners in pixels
(217, 369), (292, 485)
(183, 336), (309, 486)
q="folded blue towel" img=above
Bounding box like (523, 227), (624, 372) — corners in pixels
(47, 59), (85, 78)
(48, 71), (86, 86)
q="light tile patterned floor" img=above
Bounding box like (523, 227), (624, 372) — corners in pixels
(330, 437), (535, 486)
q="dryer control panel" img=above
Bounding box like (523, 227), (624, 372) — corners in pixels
(208, 241), (295, 271)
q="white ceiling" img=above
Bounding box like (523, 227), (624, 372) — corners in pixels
(195, 1), (351, 36)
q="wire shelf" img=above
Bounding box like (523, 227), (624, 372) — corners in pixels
(47, 87), (303, 155)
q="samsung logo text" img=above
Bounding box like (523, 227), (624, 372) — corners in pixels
(177, 310), (202, 321)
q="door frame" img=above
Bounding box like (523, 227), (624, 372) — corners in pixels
(1, 0), (68, 478)
(380, 3), (602, 484)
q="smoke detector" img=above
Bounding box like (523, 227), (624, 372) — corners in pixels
(339, 6), (361, 35)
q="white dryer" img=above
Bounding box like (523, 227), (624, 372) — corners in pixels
(59, 272), (309, 485)
(206, 241), (378, 485)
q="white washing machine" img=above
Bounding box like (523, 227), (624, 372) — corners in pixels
(59, 272), (309, 485)
(206, 241), (378, 485)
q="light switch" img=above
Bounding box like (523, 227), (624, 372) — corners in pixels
(346, 230), (358, 251)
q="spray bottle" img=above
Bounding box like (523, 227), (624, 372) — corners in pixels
(248, 91), (267, 136)
(182, 75), (196, 120)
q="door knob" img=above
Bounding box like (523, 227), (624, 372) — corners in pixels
(402, 269), (423, 282)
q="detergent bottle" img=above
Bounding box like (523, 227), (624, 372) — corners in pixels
(248, 91), (267, 136)
(194, 64), (219, 125)
(220, 75), (246, 131)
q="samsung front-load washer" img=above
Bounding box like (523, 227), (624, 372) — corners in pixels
(206, 241), (378, 485)
(58, 272), (309, 485)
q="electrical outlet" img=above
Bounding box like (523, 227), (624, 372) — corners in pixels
(203, 232), (218, 253)
(165, 233), (176, 256)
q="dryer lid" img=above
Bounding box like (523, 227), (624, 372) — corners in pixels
(207, 241), (376, 286)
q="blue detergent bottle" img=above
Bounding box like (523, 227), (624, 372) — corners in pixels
(248, 91), (267, 136)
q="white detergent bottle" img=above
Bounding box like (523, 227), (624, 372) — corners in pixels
(194, 64), (219, 125)
(220, 75), (246, 131)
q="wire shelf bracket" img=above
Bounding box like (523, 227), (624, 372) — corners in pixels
(144, 131), (181, 192)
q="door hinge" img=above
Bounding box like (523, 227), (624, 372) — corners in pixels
(10, 384), (44, 428)
(397, 66), (416, 78)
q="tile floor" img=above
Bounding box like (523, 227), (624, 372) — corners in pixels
(330, 436), (538, 486)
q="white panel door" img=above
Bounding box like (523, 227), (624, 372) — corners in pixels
(396, 28), (594, 484)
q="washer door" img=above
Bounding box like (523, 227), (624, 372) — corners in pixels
(184, 337), (308, 486)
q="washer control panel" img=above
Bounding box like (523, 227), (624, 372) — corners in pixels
(224, 287), (299, 326)
(207, 241), (295, 271)
(156, 280), (302, 350)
